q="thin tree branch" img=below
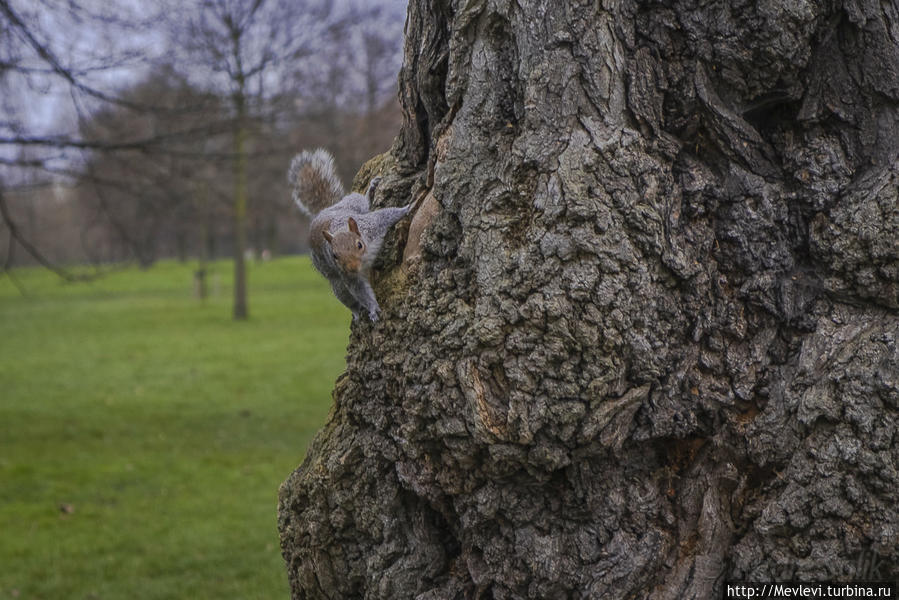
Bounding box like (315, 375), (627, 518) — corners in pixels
(0, 0), (209, 114)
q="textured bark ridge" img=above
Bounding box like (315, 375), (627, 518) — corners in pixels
(279, 1), (899, 598)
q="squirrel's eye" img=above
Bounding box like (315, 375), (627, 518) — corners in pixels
(356, 241), (363, 250)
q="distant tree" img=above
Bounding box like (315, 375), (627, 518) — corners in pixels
(173, 0), (358, 320)
(77, 67), (227, 268)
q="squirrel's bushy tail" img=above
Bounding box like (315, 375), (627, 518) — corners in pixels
(288, 149), (345, 217)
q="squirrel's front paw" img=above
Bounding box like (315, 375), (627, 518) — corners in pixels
(368, 307), (380, 322)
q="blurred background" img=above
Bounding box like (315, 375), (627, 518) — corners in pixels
(0, 0), (408, 597)
(1, 0), (407, 271)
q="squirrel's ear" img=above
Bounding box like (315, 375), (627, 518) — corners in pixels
(347, 217), (360, 236)
(322, 230), (334, 243)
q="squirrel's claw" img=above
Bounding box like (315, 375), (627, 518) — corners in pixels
(366, 176), (382, 200)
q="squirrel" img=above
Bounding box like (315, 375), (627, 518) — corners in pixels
(288, 148), (412, 322)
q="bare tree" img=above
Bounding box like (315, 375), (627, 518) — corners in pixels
(173, 0), (357, 320)
(77, 67), (228, 267)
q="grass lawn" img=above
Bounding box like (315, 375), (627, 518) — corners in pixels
(0, 257), (349, 599)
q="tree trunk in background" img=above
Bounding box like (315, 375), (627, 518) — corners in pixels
(279, 0), (899, 598)
(232, 95), (249, 321)
(195, 181), (209, 302)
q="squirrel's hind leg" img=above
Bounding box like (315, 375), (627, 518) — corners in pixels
(366, 176), (382, 201)
(334, 192), (369, 215)
(372, 205), (412, 231)
(333, 177), (382, 216)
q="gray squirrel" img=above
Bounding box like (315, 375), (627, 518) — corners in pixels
(288, 149), (412, 322)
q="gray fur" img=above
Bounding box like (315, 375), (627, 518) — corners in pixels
(288, 148), (345, 217)
(312, 200), (411, 320)
(289, 150), (411, 321)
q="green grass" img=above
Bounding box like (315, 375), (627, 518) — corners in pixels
(0, 257), (350, 600)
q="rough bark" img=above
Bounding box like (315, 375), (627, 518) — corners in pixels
(279, 1), (899, 598)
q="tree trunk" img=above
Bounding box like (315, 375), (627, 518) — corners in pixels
(279, 1), (899, 598)
(232, 95), (249, 321)
(195, 182), (209, 302)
